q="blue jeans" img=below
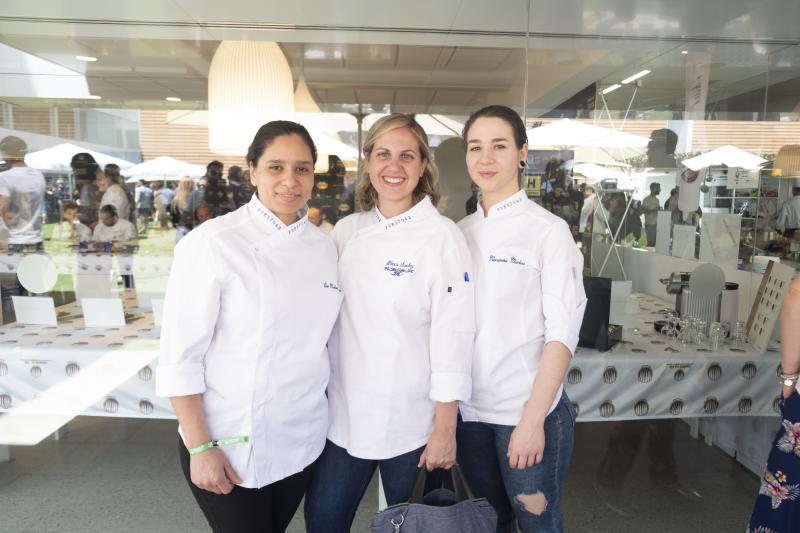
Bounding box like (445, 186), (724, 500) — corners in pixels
(456, 393), (576, 533)
(304, 439), (435, 533)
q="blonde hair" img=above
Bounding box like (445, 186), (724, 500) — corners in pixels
(173, 177), (195, 211)
(356, 113), (439, 211)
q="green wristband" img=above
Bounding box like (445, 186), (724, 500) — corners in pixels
(188, 436), (249, 455)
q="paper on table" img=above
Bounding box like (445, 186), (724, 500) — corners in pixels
(151, 298), (164, 326)
(81, 298), (126, 327)
(11, 296), (57, 326)
(672, 225), (696, 260)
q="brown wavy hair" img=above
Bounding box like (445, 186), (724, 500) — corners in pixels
(356, 113), (440, 211)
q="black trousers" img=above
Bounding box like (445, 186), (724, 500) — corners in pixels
(179, 438), (313, 533)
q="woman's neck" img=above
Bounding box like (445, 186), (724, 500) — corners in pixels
(480, 184), (520, 216)
(376, 196), (414, 219)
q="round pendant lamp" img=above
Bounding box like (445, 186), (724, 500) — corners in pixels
(208, 41), (294, 155)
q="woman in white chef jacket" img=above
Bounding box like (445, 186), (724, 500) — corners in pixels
(304, 113), (475, 532)
(456, 105), (587, 533)
(156, 121), (342, 533)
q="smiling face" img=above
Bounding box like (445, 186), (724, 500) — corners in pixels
(248, 133), (315, 225)
(366, 127), (426, 215)
(465, 117), (527, 203)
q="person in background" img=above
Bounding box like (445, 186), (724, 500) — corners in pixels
(187, 176), (208, 227)
(171, 177), (195, 243)
(456, 105), (585, 533)
(776, 179), (800, 239)
(157, 120), (341, 533)
(51, 201), (92, 242)
(642, 182), (661, 247)
(135, 178), (154, 232)
(747, 275), (800, 532)
(228, 165), (255, 209)
(97, 163), (131, 222)
(307, 200), (333, 235)
(646, 128), (678, 169)
(0, 135), (47, 324)
(578, 184), (596, 234)
(92, 204), (137, 244)
(189, 160), (232, 223)
(0, 136), (46, 249)
(72, 153), (103, 229)
(153, 182), (173, 230)
(194, 204), (214, 227)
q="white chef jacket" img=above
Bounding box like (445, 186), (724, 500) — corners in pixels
(777, 196), (800, 231)
(91, 218), (137, 242)
(458, 190), (587, 426)
(156, 194), (342, 488)
(327, 195), (474, 459)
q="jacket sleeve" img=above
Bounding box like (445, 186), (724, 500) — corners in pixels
(540, 221), (587, 356)
(428, 232), (475, 403)
(155, 232), (222, 397)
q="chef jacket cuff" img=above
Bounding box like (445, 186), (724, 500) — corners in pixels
(544, 328), (579, 357)
(430, 372), (472, 403)
(155, 363), (206, 397)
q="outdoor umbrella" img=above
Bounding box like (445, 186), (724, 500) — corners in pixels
(681, 145), (767, 171)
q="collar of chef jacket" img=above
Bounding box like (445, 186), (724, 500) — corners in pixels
(362, 194), (436, 235)
(476, 189), (528, 221)
(247, 193), (309, 240)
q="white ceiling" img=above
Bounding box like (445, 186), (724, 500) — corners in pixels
(0, 0), (798, 116)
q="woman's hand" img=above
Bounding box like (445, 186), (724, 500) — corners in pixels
(418, 426), (457, 471)
(190, 448), (243, 494)
(507, 420), (545, 470)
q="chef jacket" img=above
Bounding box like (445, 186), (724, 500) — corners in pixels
(327, 195), (474, 459)
(458, 190), (587, 426)
(156, 194), (342, 488)
(777, 196), (800, 231)
(91, 218), (137, 242)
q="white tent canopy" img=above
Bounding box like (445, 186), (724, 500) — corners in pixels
(681, 145), (767, 171)
(123, 156), (206, 181)
(572, 163), (628, 183)
(526, 120), (648, 160)
(363, 114), (463, 137)
(25, 142), (135, 173)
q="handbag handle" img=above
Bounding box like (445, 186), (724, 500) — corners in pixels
(408, 464), (475, 504)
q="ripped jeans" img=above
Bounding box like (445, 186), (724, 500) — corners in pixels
(456, 393), (576, 533)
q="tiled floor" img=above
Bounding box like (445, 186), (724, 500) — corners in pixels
(0, 417), (760, 532)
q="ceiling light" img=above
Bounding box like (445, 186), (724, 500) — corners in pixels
(621, 70), (651, 84)
(85, 95), (101, 100)
(208, 41), (294, 155)
(681, 50), (689, 55)
(166, 96), (181, 102)
(304, 49), (326, 60)
(602, 84), (621, 95)
(76, 55), (97, 62)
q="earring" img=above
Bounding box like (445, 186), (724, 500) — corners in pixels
(519, 161), (526, 169)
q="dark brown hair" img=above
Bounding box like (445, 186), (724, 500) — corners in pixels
(246, 121), (317, 168)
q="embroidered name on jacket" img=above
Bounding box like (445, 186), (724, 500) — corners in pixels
(384, 260), (415, 277)
(489, 254), (527, 266)
(323, 281), (342, 292)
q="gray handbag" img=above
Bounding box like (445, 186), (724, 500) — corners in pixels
(371, 465), (497, 533)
